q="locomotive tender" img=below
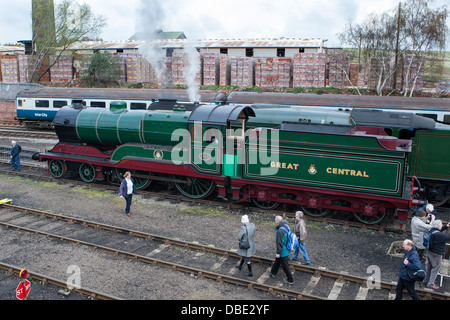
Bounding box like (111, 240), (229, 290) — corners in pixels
(38, 99), (450, 224)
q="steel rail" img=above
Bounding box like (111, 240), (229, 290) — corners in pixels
(0, 216), (323, 300)
(0, 164), (414, 234)
(0, 128), (57, 139)
(0, 261), (122, 300)
(1, 203), (449, 300)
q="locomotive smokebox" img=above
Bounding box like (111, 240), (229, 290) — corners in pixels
(52, 103), (85, 144)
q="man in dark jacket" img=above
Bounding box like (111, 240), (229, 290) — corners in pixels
(395, 239), (422, 300)
(267, 216), (294, 285)
(422, 220), (450, 289)
(10, 140), (21, 172)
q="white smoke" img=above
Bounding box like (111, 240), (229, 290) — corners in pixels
(138, 41), (168, 85)
(135, 0), (168, 85)
(135, 0), (201, 102)
(182, 41), (201, 102)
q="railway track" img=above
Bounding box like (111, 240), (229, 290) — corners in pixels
(0, 159), (416, 235)
(0, 262), (121, 300)
(0, 127), (57, 139)
(0, 203), (448, 300)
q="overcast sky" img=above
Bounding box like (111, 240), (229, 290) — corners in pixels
(1, 0), (448, 50)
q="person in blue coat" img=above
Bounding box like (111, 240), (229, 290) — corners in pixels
(10, 140), (20, 172)
(267, 215), (294, 285)
(395, 239), (422, 300)
(119, 171), (137, 216)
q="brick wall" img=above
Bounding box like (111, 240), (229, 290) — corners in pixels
(255, 57), (292, 89)
(0, 52), (426, 92)
(293, 53), (326, 88)
(0, 100), (16, 121)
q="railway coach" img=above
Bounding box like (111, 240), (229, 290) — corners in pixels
(37, 100), (448, 225)
(15, 88), (450, 128)
(15, 87), (226, 128)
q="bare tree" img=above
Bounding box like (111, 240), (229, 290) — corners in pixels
(337, 0), (448, 97)
(399, 0), (448, 96)
(338, 13), (399, 96)
(26, 0), (107, 82)
(328, 50), (362, 95)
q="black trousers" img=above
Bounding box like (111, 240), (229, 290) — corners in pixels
(395, 278), (421, 300)
(270, 256), (293, 282)
(125, 194), (133, 214)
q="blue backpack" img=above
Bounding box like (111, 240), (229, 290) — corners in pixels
(279, 225), (299, 251)
(423, 230), (439, 249)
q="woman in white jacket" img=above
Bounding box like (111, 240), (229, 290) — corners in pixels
(411, 209), (434, 262)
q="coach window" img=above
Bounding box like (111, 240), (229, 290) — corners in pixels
(220, 48), (228, 55)
(36, 100), (49, 108)
(17, 100), (23, 107)
(245, 48), (254, 57)
(130, 102), (147, 110)
(91, 101), (106, 108)
(417, 113), (437, 121)
(72, 100), (86, 106)
(299, 48), (305, 53)
(53, 100), (68, 108)
(277, 48), (285, 57)
(444, 115), (450, 124)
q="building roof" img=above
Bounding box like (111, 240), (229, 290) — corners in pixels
(129, 30), (187, 41)
(63, 38), (325, 51)
(0, 45), (24, 54)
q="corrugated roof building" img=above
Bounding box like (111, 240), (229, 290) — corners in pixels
(61, 38), (325, 58)
(0, 45), (25, 55)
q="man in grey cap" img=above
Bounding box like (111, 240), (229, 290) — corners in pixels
(293, 211), (310, 265)
(411, 209), (434, 262)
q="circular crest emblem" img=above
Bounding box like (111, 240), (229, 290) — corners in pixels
(154, 150), (164, 160)
(199, 152), (212, 162)
(308, 164), (317, 175)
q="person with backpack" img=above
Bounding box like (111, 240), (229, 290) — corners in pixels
(10, 140), (21, 172)
(267, 215), (294, 285)
(411, 209), (434, 262)
(395, 239), (422, 300)
(422, 219), (450, 290)
(293, 211), (310, 265)
(235, 215), (256, 277)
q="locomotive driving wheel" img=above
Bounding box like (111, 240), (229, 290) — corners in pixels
(114, 168), (152, 190)
(79, 163), (96, 183)
(251, 198), (280, 210)
(300, 205), (330, 217)
(353, 211), (386, 225)
(48, 160), (67, 179)
(173, 175), (215, 199)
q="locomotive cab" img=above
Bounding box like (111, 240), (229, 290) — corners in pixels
(187, 104), (256, 181)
